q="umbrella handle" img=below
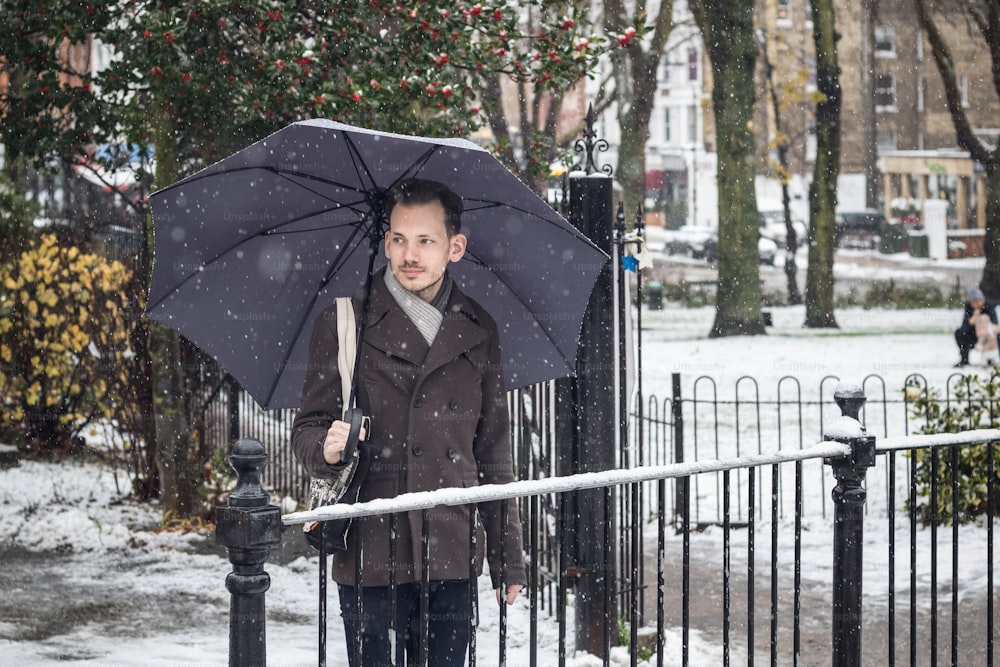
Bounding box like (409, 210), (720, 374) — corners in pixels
(340, 407), (366, 463)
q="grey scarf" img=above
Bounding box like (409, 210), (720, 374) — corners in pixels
(383, 268), (453, 346)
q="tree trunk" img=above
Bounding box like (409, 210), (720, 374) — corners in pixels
(912, 0), (1000, 301)
(804, 0), (841, 329)
(604, 0), (674, 222)
(981, 166), (1000, 299)
(759, 32), (803, 305)
(692, 0), (766, 337)
(616, 103), (652, 223)
(149, 96), (199, 518)
(861, 0), (879, 210)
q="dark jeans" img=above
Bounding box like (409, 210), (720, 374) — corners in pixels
(338, 580), (475, 667)
(956, 326), (977, 362)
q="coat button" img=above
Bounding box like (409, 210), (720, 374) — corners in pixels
(448, 399), (459, 411)
(413, 396), (424, 408)
(447, 448), (459, 461)
(412, 444), (424, 456)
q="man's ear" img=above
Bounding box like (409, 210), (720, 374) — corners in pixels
(449, 233), (468, 262)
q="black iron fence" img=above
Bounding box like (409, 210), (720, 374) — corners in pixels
(211, 370), (965, 522)
(216, 383), (998, 666)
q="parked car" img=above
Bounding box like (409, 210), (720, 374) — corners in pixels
(696, 230), (778, 266)
(662, 225), (718, 260)
(759, 209), (807, 246)
(835, 209), (885, 249)
(757, 236), (778, 265)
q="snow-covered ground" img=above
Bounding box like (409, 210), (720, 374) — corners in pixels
(1, 296), (997, 665)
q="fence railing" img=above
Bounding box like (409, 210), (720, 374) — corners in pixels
(215, 384), (998, 666)
(213, 371), (966, 519)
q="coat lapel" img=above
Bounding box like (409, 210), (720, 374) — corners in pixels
(359, 271), (488, 378)
(359, 277), (429, 367)
(421, 293), (489, 378)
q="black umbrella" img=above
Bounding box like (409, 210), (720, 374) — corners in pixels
(145, 119), (608, 409)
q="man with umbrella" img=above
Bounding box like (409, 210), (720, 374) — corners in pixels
(291, 178), (525, 666)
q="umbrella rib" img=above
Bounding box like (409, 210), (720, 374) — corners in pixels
(261, 218), (380, 407)
(463, 199), (573, 230)
(342, 134), (381, 195)
(462, 199), (607, 258)
(458, 247), (579, 371)
(152, 164), (363, 197)
(341, 133), (441, 196)
(145, 202), (369, 315)
(265, 168), (372, 207)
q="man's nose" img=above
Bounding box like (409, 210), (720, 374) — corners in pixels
(403, 242), (419, 262)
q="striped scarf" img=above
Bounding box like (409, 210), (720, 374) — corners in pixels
(383, 267), (452, 347)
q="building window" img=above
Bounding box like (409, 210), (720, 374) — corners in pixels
(876, 129), (898, 152)
(687, 48), (698, 82)
(958, 74), (969, 107)
(806, 56), (816, 91)
(875, 73), (897, 111)
(806, 122), (817, 161)
(875, 25), (896, 58)
(776, 0), (792, 24)
(916, 29), (924, 61)
(917, 74), (925, 112)
(688, 104), (698, 143)
(804, 0), (813, 24)
(664, 107), (672, 143)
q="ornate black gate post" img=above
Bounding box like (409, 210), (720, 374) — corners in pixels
(554, 103), (617, 660)
(824, 384), (876, 667)
(215, 438), (282, 667)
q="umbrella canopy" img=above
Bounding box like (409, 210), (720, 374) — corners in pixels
(146, 119), (608, 409)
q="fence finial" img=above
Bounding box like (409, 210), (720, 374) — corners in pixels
(571, 103), (613, 176)
(833, 382), (866, 421)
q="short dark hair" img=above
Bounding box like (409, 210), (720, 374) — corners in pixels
(386, 178), (463, 236)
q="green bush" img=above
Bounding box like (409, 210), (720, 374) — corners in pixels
(905, 372), (1000, 524)
(834, 279), (953, 310)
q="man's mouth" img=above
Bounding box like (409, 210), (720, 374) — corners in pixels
(400, 266), (422, 278)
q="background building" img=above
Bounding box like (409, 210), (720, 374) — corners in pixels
(594, 0), (999, 232)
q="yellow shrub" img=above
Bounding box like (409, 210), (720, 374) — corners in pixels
(0, 234), (135, 452)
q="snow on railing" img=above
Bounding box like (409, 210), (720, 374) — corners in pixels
(280, 440), (851, 526)
(876, 428), (1000, 453)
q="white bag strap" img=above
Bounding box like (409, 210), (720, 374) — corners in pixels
(335, 297), (356, 417)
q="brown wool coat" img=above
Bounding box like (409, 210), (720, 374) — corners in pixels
(291, 269), (526, 588)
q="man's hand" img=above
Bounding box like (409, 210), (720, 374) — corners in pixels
(322, 419), (367, 464)
(495, 584), (523, 606)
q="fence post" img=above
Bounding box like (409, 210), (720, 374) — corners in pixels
(824, 383), (876, 667)
(671, 372), (684, 525)
(227, 376), (241, 442)
(553, 103), (618, 659)
(215, 438), (282, 667)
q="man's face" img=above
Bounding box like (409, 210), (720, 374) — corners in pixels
(385, 200), (467, 303)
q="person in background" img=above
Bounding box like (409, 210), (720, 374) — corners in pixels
(954, 286), (998, 367)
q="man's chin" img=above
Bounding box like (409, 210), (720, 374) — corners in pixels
(398, 275), (424, 290)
